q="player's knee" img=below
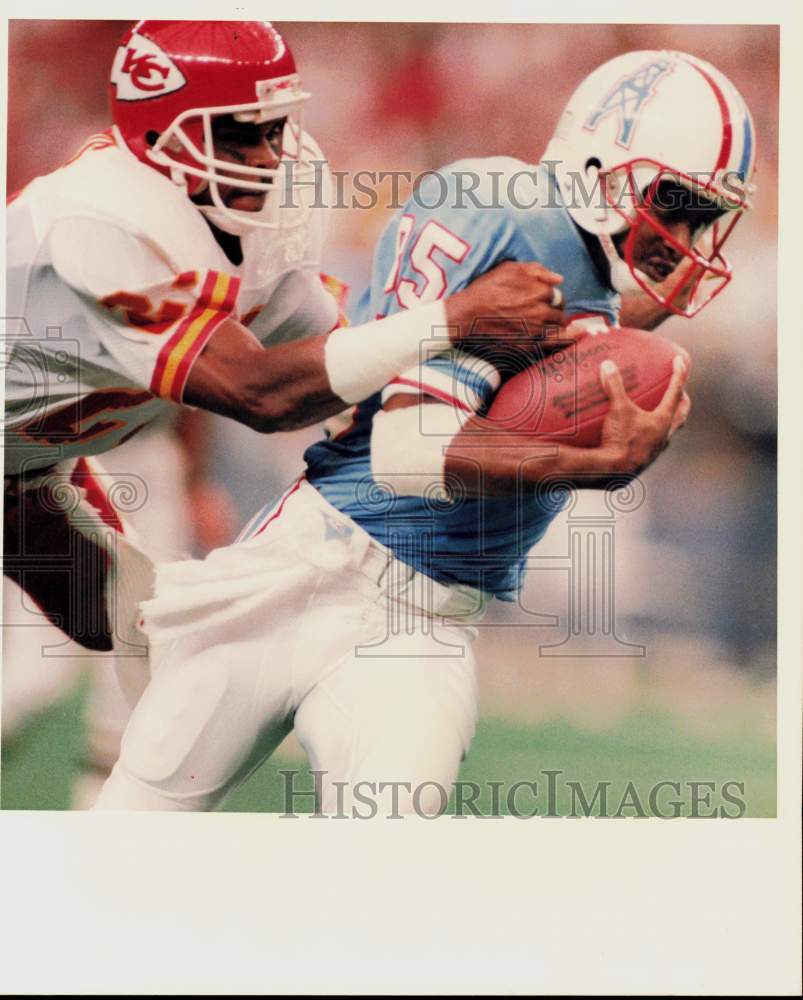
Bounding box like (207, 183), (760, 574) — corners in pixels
(116, 658), (232, 788)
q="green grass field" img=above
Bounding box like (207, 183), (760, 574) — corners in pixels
(1, 677), (776, 816)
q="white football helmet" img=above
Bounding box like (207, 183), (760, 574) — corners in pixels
(544, 50), (756, 316)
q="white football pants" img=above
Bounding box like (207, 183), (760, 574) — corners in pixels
(94, 481), (485, 815)
(75, 428), (193, 806)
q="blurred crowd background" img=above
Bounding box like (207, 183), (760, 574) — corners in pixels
(4, 21), (778, 812)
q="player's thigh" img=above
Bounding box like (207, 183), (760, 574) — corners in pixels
(294, 622), (479, 817)
(95, 427), (194, 562)
(102, 633), (294, 810)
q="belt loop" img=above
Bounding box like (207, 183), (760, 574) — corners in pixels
(378, 550), (415, 595)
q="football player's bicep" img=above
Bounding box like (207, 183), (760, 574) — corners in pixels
(371, 395), (465, 498)
(49, 218), (244, 400)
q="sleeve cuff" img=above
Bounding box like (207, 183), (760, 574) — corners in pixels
(149, 271), (240, 403)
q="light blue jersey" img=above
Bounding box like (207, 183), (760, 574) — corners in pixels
(304, 159), (621, 600)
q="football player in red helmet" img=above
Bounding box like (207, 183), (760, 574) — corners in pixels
(6, 20), (571, 648)
(5, 20), (581, 808)
(110, 21), (313, 235)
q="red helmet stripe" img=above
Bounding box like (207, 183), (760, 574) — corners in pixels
(685, 59), (733, 172)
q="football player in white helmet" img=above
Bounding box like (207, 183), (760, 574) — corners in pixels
(91, 49), (751, 815)
(549, 50), (755, 327)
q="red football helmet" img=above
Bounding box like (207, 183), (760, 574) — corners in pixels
(110, 20), (313, 231)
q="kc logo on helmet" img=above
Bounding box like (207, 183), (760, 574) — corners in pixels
(584, 59), (673, 148)
(111, 32), (187, 101)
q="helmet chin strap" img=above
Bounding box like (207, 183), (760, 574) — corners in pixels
(597, 231), (646, 294)
(166, 168), (262, 238)
(196, 180), (281, 237)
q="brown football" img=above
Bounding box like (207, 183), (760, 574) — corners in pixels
(486, 327), (690, 447)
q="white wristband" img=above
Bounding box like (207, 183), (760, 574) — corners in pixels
(324, 300), (452, 405)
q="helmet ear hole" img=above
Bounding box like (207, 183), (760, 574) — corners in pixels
(145, 130), (160, 148)
(585, 156), (602, 172)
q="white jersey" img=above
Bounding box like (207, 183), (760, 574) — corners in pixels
(4, 129), (340, 474)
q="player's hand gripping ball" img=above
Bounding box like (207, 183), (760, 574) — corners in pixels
(487, 327), (691, 446)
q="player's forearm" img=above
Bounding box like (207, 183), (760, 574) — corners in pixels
(257, 302), (457, 430)
(187, 256), (575, 431)
(371, 405), (630, 501)
(322, 262), (568, 406)
(444, 426), (630, 496)
(266, 297), (502, 427)
(217, 334), (345, 432)
(186, 304), (455, 432)
(619, 291), (669, 331)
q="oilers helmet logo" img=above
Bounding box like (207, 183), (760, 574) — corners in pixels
(584, 59), (673, 148)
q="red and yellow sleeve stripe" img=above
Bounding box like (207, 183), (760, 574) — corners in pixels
(319, 272), (350, 311)
(319, 273), (350, 331)
(150, 270), (240, 403)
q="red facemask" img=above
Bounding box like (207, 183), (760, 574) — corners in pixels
(602, 162), (748, 318)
